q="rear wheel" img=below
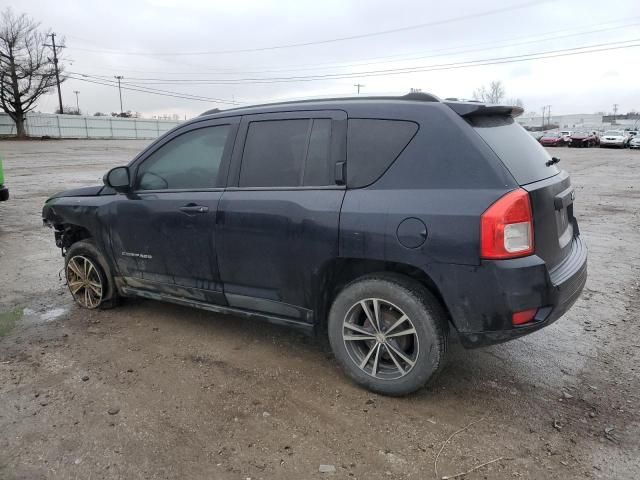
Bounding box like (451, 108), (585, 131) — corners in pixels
(65, 240), (118, 309)
(328, 274), (448, 396)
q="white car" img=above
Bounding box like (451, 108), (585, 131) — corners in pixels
(600, 130), (627, 148)
(560, 130), (572, 140)
(630, 136), (640, 149)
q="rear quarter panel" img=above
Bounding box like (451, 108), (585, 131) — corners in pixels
(340, 103), (518, 268)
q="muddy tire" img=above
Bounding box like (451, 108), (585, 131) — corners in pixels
(328, 273), (448, 396)
(65, 240), (119, 309)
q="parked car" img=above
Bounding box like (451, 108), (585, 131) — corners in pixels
(569, 131), (598, 148)
(630, 135), (640, 149)
(559, 130), (572, 140)
(539, 132), (569, 147)
(0, 156), (8, 201)
(600, 130), (628, 148)
(42, 94), (587, 396)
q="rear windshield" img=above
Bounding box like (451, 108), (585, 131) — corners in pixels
(468, 116), (560, 185)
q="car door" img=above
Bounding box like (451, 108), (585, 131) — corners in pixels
(107, 117), (239, 304)
(217, 111), (347, 322)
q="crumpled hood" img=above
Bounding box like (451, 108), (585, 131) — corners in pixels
(47, 185), (104, 201)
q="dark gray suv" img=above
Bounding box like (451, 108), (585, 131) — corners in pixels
(43, 93), (587, 395)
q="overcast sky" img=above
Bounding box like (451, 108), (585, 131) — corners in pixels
(5, 0), (640, 118)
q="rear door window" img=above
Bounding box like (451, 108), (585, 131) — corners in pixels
(469, 116), (560, 185)
(239, 118), (334, 188)
(347, 119), (418, 188)
(303, 119), (333, 186)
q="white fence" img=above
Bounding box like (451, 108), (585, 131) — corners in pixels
(0, 112), (181, 139)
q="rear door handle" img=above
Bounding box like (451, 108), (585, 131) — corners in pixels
(179, 205), (209, 214)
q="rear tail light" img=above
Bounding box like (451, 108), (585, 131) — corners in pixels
(481, 189), (534, 259)
(512, 308), (538, 326)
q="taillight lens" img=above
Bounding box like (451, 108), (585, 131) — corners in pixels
(481, 189), (534, 259)
(512, 308), (538, 326)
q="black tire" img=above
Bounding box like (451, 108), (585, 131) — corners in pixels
(65, 240), (119, 309)
(327, 273), (448, 396)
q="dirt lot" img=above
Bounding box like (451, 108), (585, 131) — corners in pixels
(0, 139), (638, 480)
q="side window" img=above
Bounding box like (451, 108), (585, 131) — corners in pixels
(136, 125), (230, 190)
(347, 119), (418, 188)
(239, 118), (334, 188)
(303, 119), (333, 186)
(239, 119), (309, 188)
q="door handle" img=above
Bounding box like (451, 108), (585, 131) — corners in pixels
(179, 205), (209, 214)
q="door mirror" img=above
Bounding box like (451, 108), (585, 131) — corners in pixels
(104, 166), (131, 193)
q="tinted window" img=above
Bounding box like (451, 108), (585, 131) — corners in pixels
(303, 119), (333, 186)
(240, 119), (308, 187)
(347, 119), (418, 188)
(137, 125), (230, 190)
(469, 116), (559, 185)
(239, 118), (334, 188)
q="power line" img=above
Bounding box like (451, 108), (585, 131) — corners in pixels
(66, 75), (239, 105)
(64, 0), (550, 56)
(69, 38), (640, 86)
(70, 73), (240, 104)
(66, 16), (640, 79)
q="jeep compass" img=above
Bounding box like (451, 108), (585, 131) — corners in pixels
(42, 93), (587, 395)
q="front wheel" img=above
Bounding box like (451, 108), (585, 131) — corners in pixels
(328, 274), (448, 396)
(65, 240), (118, 309)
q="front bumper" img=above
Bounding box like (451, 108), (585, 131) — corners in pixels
(430, 235), (587, 348)
(600, 140), (625, 147)
(0, 185), (8, 201)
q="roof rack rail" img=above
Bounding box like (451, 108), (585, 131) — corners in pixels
(200, 92), (441, 116)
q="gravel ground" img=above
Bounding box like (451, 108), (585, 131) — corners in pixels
(0, 139), (638, 480)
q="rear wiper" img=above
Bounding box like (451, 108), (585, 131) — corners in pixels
(546, 156), (561, 167)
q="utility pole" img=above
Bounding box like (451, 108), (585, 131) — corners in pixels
(541, 106), (546, 129)
(114, 75), (124, 115)
(73, 90), (80, 113)
(353, 83), (365, 95)
(44, 33), (64, 114)
(613, 103), (618, 124)
(547, 105), (552, 128)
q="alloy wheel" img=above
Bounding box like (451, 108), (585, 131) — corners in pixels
(342, 298), (419, 380)
(66, 255), (103, 309)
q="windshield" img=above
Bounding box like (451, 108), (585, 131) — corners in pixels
(469, 115), (560, 185)
(604, 130), (622, 136)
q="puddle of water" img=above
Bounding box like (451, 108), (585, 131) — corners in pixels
(40, 307), (67, 322)
(0, 308), (23, 336)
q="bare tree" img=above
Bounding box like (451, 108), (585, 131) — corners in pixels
(473, 80), (506, 104)
(0, 9), (61, 138)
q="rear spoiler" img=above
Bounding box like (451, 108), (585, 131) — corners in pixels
(445, 101), (524, 118)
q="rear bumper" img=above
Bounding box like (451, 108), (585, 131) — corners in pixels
(430, 235), (587, 348)
(0, 185), (8, 201)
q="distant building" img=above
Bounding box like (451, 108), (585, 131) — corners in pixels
(518, 113), (639, 131)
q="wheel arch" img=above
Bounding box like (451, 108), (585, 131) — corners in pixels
(314, 257), (452, 335)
